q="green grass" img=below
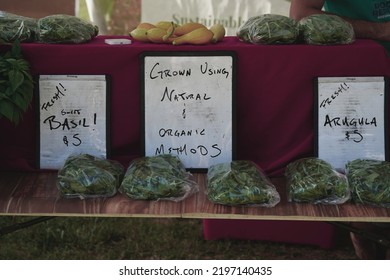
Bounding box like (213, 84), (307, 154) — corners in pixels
(0, 216), (357, 260)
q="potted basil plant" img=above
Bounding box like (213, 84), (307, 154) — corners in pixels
(0, 40), (34, 125)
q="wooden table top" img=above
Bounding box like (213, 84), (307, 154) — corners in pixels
(1, 171), (390, 222)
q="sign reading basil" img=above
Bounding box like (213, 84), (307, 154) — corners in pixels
(37, 75), (110, 169)
(315, 76), (388, 171)
(142, 52), (236, 171)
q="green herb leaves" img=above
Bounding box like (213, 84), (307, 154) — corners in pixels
(286, 158), (350, 204)
(346, 159), (390, 207)
(0, 40), (34, 125)
(57, 154), (124, 199)
(119, 154), (198, 201)
(207, 161), (280, 207)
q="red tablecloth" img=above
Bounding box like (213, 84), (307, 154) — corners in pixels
(2, 36), (389, 176)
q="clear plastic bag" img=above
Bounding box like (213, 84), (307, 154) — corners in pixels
(206, 160), (280, 207)
(57, 154), (124, 199)
(237, 14), (299, 45)
(298, 14), (355, 45)
(346, 159), (390, 208)
(37, 14), (99, 44)
(119, 154), (198, 202)
(0, 11), (37, 42)
(286, 157), (350, 204)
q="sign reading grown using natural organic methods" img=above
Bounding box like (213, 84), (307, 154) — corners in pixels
(37, 75), (110, 169)
(315, 76), (388, 171)
(142, 52), (236, 171)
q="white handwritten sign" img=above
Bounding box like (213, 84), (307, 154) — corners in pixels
(315, 76), (388, 171)
(37, 75), (109, 169)
(142, 52), (236, 171)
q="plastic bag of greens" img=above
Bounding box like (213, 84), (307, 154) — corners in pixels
(57, 154), (124, 199)
(346, 159), (390, 208)
(37, 14), (99, 44)
(298, 14), (355, 45)
(119, 154), (198, 202)
(286, 158), (350, 204)
(206, 160), (280, 207)
(237, 14), (299, 45)
(0, 11), (37, 42)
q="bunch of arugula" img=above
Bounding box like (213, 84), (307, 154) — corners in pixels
(120, 154), (198, 201)
(237, 14), (299, 45)
(286, 158), (350, 204)
(346, 159), (390, 207)
(207, 161), (280, 207)
(0, 40), (33, 125)
(298, 14), (355, 45)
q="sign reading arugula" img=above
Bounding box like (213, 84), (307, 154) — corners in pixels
(37, 75), (110, 169)
(315, 76), (388, 171)
(142, 52), (236, 171)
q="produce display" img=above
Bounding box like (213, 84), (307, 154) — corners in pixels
(57, 154), (124, 199)
(298, 14), (355, 45)
(237, 14), (299, 44)
(37, 14), (99, 44)
(346, 159), (390, 207)
(0, 12), (98, 44)
(206, 161), (280, 207)
(119, 154), (198, 201)
(286, 158), (350, 204)
(129, 21), (226, 45)
(0, 11), (37, 43)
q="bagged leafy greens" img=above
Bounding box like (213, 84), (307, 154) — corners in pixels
(119, 154), (198, 201)
(346, 159), (390, 208)
(286, 158), (350, 204)
(206, 160), (280, 207)
(57, 154), (124, 199)
(237, 14), (299, 44)
(0, 11), (37, 42)
(298, 14), (355, 45)
(37, 14), (99, 44)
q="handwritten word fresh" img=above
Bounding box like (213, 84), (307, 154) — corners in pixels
(323, 115), (377, 128)
(156, 144), (222, 158)
(320, 82), (349, 109)
(161, 87), (211, 102)
(41, 83), (66, 111)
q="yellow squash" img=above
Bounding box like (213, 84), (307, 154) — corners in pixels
(136, 22), (156, 30)
(129, 28), (150, 42)
(209, 23), (226, 43)
(172, 27), (214, 45)
(173, 22), (207, 36)
(155, 21), (179, 30)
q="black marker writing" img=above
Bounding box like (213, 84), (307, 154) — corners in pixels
(345, 130), (363, 143)
(159, 128), (206, 138)
(320, 82), (349, 109)
(63, 134), (82, 146)
(155, 143), (222, 158)
(43, 113), (97, 130)
(160, 87), (211, 102)
(149, 62), (192, 80)
(323, 115), (377, 128)
(200, 61), (230, 79)
(41, 83), (66, 111)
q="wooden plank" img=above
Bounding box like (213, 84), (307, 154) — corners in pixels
(1, 171), (390, 221)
